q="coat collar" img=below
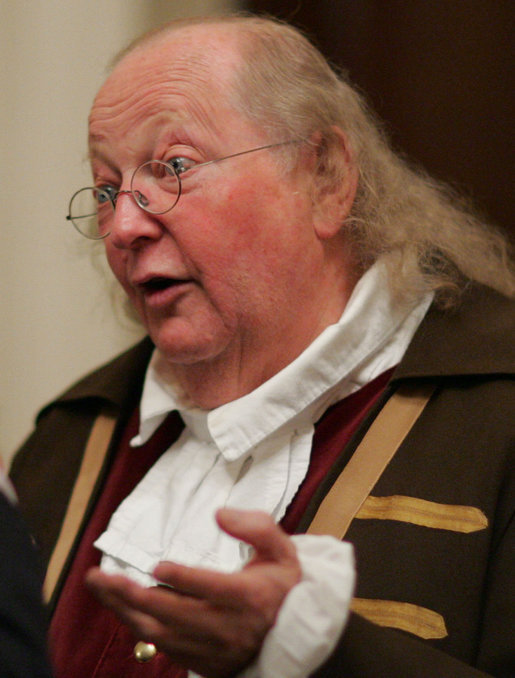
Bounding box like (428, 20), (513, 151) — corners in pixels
(43, 284), (514, 418)
(393, 284), (515, 381)
(37, 337), (154, 421)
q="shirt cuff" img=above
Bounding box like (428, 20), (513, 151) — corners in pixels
(235, 534), (355, 678)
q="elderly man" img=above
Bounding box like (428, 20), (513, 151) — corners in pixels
(10, 14), (514, 678)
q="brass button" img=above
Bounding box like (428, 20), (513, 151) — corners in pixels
(134, 641), (157, 663)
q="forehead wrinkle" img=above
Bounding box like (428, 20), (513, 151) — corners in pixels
(89, 46), (237, 148)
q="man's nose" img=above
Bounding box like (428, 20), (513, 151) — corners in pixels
(109, 191), (162, 249)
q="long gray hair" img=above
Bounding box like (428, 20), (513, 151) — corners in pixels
(113, 13), (514, 309)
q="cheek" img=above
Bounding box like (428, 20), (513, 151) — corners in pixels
(203, 182), (286, 256)
(195, 189), (312, 311)
(104, 244), (121, 278)
(221, 186), (310, 268)
(179, 187), (263, 274)
(104, 245), (131, 293)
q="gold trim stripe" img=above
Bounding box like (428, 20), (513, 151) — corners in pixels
(355, 495), (488, 533)
(307, 384), (435, 539)
(43, 412), (116, 603)
(351, 597), (448, 639)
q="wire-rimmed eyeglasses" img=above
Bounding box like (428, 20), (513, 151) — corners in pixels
(66, 140), (297, 240)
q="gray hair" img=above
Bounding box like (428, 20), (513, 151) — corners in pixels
(113, 14), (515, 308)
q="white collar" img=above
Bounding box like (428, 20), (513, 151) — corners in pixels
(132, 261), (433, 461)
(95, 261), (432, 587)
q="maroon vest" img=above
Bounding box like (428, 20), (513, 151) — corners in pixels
(50, 370), (392, 678)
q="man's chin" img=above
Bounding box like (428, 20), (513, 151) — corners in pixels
(149, 324), (231, 368)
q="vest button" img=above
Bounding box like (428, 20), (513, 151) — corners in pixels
(134, 641), (157, 663)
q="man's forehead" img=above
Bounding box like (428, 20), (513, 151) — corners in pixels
(89, 27), (243, 145)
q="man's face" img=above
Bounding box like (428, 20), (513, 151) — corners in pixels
(89, 27), (349, 395)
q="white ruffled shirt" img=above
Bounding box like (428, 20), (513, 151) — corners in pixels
(94, 262), (432, 677)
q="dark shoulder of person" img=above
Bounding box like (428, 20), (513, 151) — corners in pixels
(0, 491), (53, 678)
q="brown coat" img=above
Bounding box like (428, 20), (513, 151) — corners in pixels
(11, 285), (515, 677)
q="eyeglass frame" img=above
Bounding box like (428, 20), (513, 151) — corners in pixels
(66, 140), (298, 240)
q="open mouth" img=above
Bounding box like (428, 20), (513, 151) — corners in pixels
(138, 277), (192, 300)
(141, 276), (178, 292)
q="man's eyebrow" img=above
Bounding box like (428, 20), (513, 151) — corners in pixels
(88, 120), (112, 143)
(88, 134), (107, 160)
(87, 146), (104, 163)
(87, 147), (120, 176)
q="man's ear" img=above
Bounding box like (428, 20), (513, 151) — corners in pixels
(311, 126), (358, 240)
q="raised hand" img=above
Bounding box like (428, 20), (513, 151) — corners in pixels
(86, 507), (302, 677)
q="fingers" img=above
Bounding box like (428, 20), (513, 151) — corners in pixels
(215, 507), (298, 564)
(88, 509), (300, 610)
(87, 567), (199, 623)
(86, 567), (217, 645)
(85, 568), (165, 638)
(85, 567), (139, 604)
(153, 509), (300, 604)
(153, 560), (235, 601)
(85, 510), (302, 677)
(85, 565), (267, 676)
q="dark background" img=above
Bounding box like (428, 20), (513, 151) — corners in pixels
(246, 0), (514, 237)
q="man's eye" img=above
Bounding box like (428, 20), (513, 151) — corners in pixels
(94, 185), (118, 204)
(166, 157), (196, 175)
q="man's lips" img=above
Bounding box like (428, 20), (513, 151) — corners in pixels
(134, 276), (194, 305)
(139, 276), (182, 291)
(133, 273), (191, 289)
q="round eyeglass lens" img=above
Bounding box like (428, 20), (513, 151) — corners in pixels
(68, 187), (112, 240)
(130, 160), (181, 215)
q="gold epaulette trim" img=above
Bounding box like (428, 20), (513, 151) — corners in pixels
(44, 411), (116, 603)
(355, 495), (488, 533)
(351, 597), (448, 639)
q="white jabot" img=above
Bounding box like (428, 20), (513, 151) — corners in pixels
(94, 261), (433, 678)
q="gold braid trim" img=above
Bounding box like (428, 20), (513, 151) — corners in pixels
(351, 597), (448, 639)
(356, 495), (488, 533)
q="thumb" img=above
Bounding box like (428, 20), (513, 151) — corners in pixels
(216, 507), (297, 564)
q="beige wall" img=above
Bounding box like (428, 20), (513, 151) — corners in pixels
(1, 0), (238, 465)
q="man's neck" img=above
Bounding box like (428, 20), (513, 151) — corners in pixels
(164, 325), (336, 409)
